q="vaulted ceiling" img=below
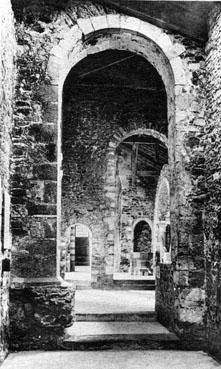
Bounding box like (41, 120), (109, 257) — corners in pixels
(63, 49), (168, 132)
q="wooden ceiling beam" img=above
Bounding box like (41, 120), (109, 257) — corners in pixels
(70, 83), (163, 92)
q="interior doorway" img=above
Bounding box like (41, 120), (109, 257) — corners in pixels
(65, 224), (92, 285)
(113, 133), (168, 283)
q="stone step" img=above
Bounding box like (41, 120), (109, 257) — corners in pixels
(63, 321), (179, 350)
(76, 311), (156, 322)
(113, 279), (155, 290)
(65, 280), (92, 290)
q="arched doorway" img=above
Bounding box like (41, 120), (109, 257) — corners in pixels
(132, 220), (153, 276)
(113, 132), (168, 281)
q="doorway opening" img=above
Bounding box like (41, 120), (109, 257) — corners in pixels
(133, 220), (153, 276)
(65, 224), (92, 285)
(113, 133), (168, 285)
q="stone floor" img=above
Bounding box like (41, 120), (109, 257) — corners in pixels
(67, 321), (171, 337)
(1, 350), (221, 369)
(75, 289), (155, 314)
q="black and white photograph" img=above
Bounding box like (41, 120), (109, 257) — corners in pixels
(0, 0), (221, 368)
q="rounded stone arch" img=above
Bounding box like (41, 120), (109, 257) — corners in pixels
(48, 14), (186, 90)
(109, 128), (168, 153)
(64, 222), (92, 240)
(132, 217), (153, 232)
(105, 128), (168, 193)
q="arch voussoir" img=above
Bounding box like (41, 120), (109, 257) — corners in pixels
(48, 14), (187, 92)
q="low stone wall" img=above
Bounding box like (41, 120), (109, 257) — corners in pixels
(9, 282), (75, 350)
(156, 264), (208, 351)
(155, 264), (176, 329)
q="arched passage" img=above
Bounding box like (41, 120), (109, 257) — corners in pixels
(111, 131), (168, 278)
(46, 14), (189, 290)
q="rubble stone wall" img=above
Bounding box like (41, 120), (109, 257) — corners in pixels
(9, 283), (75, 350)
(62, 95), (163, 284)
(203, 5), (221, 359)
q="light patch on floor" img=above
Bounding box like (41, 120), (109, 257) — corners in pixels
(1, 351), (221, 369)
(75, 290), (155, 314)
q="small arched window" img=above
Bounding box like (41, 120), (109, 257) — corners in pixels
(133, 221), (152, 255)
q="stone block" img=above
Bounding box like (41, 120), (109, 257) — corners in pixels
(120, 16), (141, 33)
(77, 18), (94, 34)
(29, 218), (56, 239)
(47, 55), (60, 83)
(44, 181), (57, 203)
(33, 164), (57, 180)
(12, 238), (57, 278)
(170, 57), (187, 85)
(139, 21), (162, 44)
(27, 203), (57, 216)
(50, 45), (64, 60)
(29, 180), (45, 202)
(90, 15), (108, 31)
(36, 85), (58, 104)
(42, 102), (58, 124)
(106, 14), (121, 29)
(29, 124), (57, 143)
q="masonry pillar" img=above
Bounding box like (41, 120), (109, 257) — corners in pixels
(10, 79), (75, 349)
(156, 60), (207, 348)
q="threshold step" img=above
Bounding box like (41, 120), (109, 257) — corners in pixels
(113, 283), (155, 291)
(76, 311), (156, 322)
(65, 281), (92, 290)
(63, 322), (179, 350)
(113, 280), (155, 290)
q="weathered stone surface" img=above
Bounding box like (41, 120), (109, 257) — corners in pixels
(203, 5), (221, 360)
(9, 283), (75, 350)
(12, 238), (57, 278)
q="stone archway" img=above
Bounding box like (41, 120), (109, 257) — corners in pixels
(107, 128), (168, 277)
(45, 13), (192, 320)
(46, 16), (187, 279)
